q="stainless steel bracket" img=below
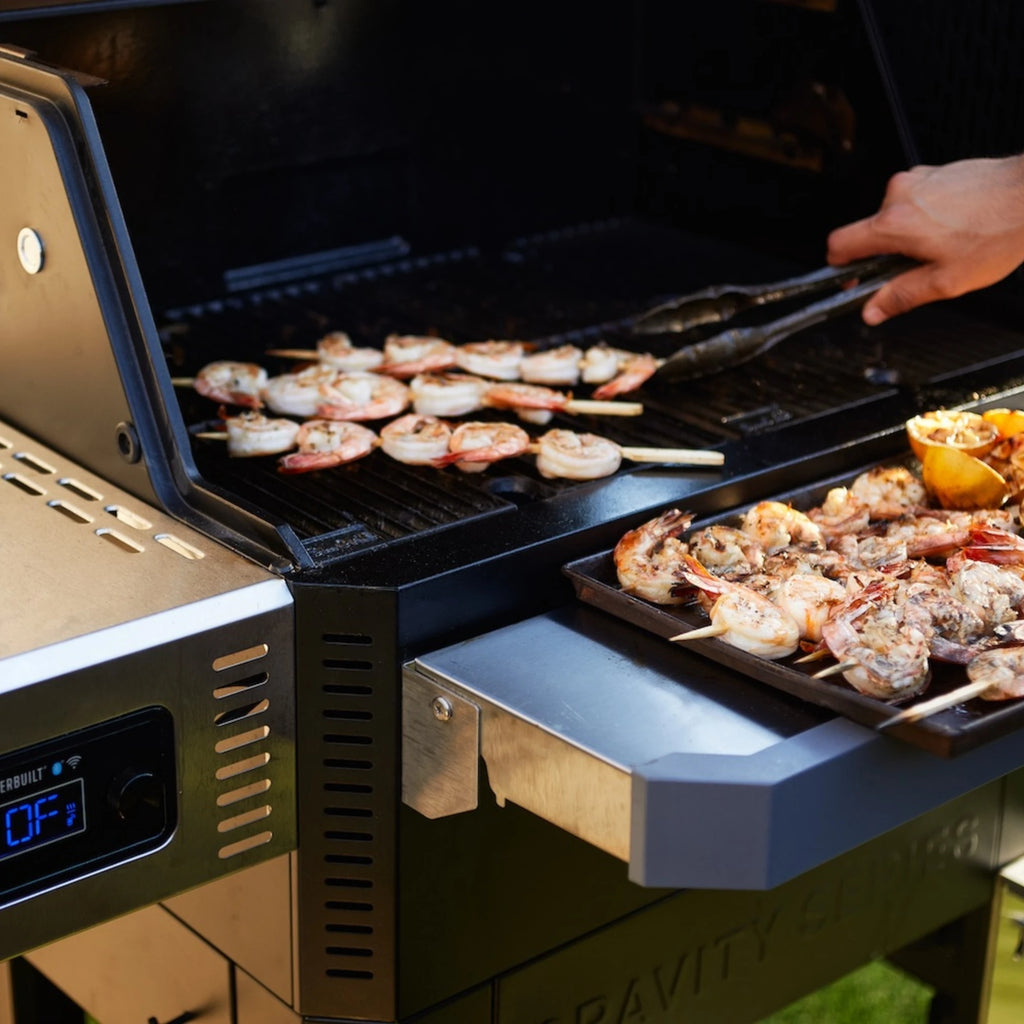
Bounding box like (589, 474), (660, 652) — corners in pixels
(401, 666), (480, 819)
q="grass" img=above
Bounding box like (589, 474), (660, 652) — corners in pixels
(758, 960), (933, 1023)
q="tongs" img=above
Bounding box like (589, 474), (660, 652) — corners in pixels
(631, 254), (915, 381)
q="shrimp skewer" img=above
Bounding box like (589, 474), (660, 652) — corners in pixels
(190, 361), (268, 409)
(278, 420), (378, 474)
(519, 344), (583, 386)
(379, 335), (458, 378)
(408, 373), (489, 417)
(482, 382), (643, 424)
(613, 509), (695, 605)
(433, 421), (531, 473)
(263, 364), (345, 418)
(317, 372), (411, 421)
(220, 411), (301, 457)
(454, 340), (525, 380)
(532, 429), (723, 479)
(266, 332), (385, 372)
(670, 555), (801, 659)
(592, 352), (660, 400)
(378, 413), (453, 465)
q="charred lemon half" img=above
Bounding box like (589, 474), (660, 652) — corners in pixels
(906, 409), (1001, 462)
(921, 444), (1009, 510)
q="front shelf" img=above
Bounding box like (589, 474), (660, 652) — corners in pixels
(403, 603), (1024, 889)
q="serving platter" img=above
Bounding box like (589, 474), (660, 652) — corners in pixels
(563, 458), (1024, 757)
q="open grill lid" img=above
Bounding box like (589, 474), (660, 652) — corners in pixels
(0, 47), (298, 569)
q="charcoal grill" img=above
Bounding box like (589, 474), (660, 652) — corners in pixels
(5, 3), (1024, 1024)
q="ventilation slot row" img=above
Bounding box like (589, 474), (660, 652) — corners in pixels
(211, 643), (275, 860)
(320, 634), (378, 984)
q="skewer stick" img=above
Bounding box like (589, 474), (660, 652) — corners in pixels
(619, 446), (724, 466)
(669, 624), (727, 642)
(265, 348), (320, 360)
(876, 679), (992, 731)
(812, 660), (858, 679)
(794, 648), (831, 664)
(195, 431), (229, 441)
(562, 399), (644, 416)
(171, 377), (196, 387)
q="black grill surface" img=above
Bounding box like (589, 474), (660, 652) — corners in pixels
(165, 219), (1024, 560)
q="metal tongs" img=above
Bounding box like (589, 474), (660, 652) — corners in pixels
(631, 254), (915, 380)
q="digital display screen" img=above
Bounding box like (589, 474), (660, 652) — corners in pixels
(0, 777), (86, 862)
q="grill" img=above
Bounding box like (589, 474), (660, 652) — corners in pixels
(4, 3), (1024, 1023)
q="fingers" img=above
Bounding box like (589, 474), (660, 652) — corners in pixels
(826, 218), (884, 267)
(860, 265), (940, 325)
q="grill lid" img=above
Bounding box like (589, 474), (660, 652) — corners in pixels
(0, 48), (299, 569)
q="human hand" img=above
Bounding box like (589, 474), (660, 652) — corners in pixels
(826, 155), (1024, 324)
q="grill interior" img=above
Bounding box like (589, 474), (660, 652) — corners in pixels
(164, 218), (1024, 559)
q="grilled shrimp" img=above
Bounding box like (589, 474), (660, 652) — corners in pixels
(433, 421), (531, 473)
(675, 555), (801, 659)
(807, 486), (872, 538)
(848, 464), (929, 519)
(379, 413), (453, 465)
(454, 340), (525, 381)
(263, 364), (344, 417)
(317, 372), (410, 421)
(380, 335), (458, 377)
(580, 344), (630, 384)
(482, 382), (569, 425)
(613, 509), (695, 605)
(315, 331), (385, 372)
(819, 579), (933, 700)
(592, 352), (660, 400)
(222, 411), (300, 457)
(947, 558), (1024, 631)
(685, 525), (765, 580)
(194, 361), (268, 409)
(966, 647), (1024, 700)
(770, 573), (848, 644)
(408, 373), (488, 417)
(278, 420), (378, 474)
(519, 344), (583, 386)
(741, 500), (825, 553)
(534, 429), (622, 480)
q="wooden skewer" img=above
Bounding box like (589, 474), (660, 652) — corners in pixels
(876, 679), (992, 731)
(619, 446), (724, 466)
(794, 648), (831, 664)
(265, 348), (319, 360)
(170, 377), (195, 387)
(195, 431), (229, 441)
(812, 660), (858, 679)
(562, 399), (644, 416)
(525, 442), (723, 467)
(669, 624), (727, 642)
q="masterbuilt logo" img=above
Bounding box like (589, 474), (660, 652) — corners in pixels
(0, 765), (46, 795)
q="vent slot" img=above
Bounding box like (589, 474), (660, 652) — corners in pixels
(214, 725), (271, 754)
(154, 533), (206, 559)
(215, 751), (271, 781)
(5, 472), (45, 496)
(217, 778), (272, 807)
(95, 528), (144, 553)
(213, 644), (270, 672)
(213, 672), (269, 699)
(324, 633), (373, 646)
(214, 698), (270, 727)
(105, 504), (153, 530)
(48, 500), (93, 524)
(218, 831), (273, 860)
(14, 451), (55, 474)
(57, 477), (102, 501)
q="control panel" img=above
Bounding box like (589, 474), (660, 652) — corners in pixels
(0, 707), (176, 906)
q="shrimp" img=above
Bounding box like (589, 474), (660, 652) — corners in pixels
(613, 509), (695, 605)
(408, 373), (488, 417)
(380, 335), (458, 378)
(222, 411), (300, 457)
(378, 413), (453, 465)
(807, 486), (871, 538)
(579, 344), (632, 385)
(315, 331), (385, 372)
(770, 573), (848, 643)
(685, 525), (765, 580)
(534, 429), (622, 480)
(194, 361), (268, 409)
(278, 420), (378, 474)
(966, 647), (1024, 701)
(673, 555), (801, 659)
(433, 421), (531, 473)
(947, 558), (1024, 631)
(819, 579), (933, 700)
(519, 344), (583, 386)
(454, 340), (525, 381)
(263, 364), (344, 417)
(848, 465), (929, 520)
(592, 352), (660, 400)
(317, 372), (410, 421)
(741, 500), (825, 553)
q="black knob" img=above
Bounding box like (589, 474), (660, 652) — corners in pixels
(107, 767), (163, 822)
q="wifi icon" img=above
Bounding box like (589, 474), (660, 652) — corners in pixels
(64, 755), (83, 771)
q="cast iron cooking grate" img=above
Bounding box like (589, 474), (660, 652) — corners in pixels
(165, 219), (1024, 551)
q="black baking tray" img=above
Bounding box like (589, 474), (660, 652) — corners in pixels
(563, 458), (1024, 757)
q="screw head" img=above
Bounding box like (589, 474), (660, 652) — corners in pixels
(430, 696), (453, 722)
(17, 227), (44, 274)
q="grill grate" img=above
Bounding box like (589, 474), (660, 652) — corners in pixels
(164, 219), (1024, 559)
